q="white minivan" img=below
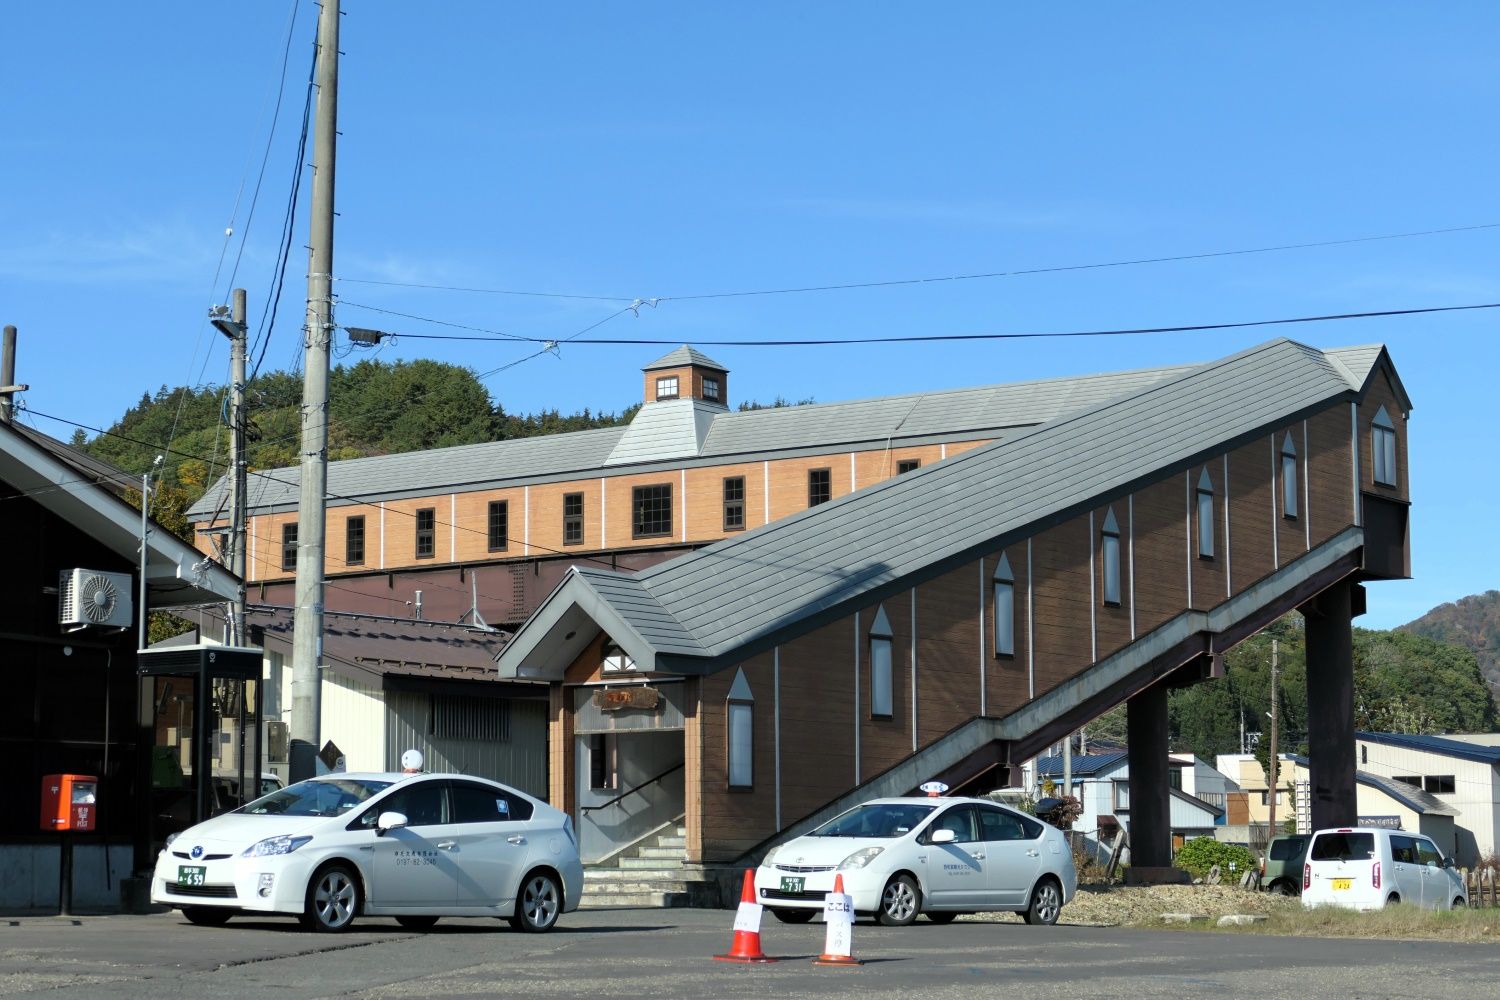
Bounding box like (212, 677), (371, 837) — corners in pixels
(1301, 827), (1466, 911)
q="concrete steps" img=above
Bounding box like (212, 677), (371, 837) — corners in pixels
(579, 824), (719, 909)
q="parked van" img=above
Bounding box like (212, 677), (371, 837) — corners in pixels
(1302, 827), (1466, 911)
(1259, 834), (1309, 895)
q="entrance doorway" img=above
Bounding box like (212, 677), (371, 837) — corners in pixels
(571, 681), (686, 864)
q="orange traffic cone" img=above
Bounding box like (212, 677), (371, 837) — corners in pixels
(713, 868), (778, 963)
(813, 873), (862, 967)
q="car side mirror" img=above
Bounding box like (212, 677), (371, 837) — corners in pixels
(1442, 857), (1455, 869)
(931, 828), (956, 844)
(376, 811), (408, 836)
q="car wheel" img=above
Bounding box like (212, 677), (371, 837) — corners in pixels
(770, 907), (816, 924)
(510, 870), (562, 933)
(181, 907), (234, 927)
(926, 911), (959, 924)
(1453, 897), (1467, 910)
(1022, 877), (1062, 926)
(1386, 894), (1401, 907)
(303, 863), (361, 933)
(395, 915), (440, 930)
(876, 874), (920, 927)
(1271, 880), (1296, 897)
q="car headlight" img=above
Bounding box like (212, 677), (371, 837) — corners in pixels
(838, 846), (884, 871)
(762, 845), (783, 867)
(163, 832), (180, 850)
(241, 835), (313, 858)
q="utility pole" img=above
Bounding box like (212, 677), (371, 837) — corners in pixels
(211, 290), (249, 645)
(289, 0), (340, 782)
(1, 324), (24, 424)
(1267, 638), (1280, 840)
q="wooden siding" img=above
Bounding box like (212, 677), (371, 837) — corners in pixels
(1132, 478), (1189, 636)
(1226, 438), (1277, 591)
(1189, 466), (1228, 610)
(1030, 520), (1093, 699)
(1274, 427), (1308, 566)
(983, 547), (1030, 719)
(777, 619), (860, 831)
(699, 651), (778, 859)
(1094, 503), (1133, 663)
(1305, 404), (1354, 548)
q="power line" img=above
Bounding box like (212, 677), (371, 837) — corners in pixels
(335, 220), (1500, 304)
(337, 300), (1500, 348)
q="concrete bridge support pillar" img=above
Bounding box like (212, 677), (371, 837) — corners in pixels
(1126, 678), (1172, 868)
(1304, 579), (1361, 831)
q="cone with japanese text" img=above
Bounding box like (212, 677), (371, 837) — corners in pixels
(813, 873), (862, 966)
(713, 868), (777, 963)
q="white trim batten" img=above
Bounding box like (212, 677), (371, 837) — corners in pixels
(1350, 402), (1361, 527)
(1088, 511), (1097, 662)
(1270, 436), (1279, 570)
(1027, 539), (1035, 701)
(1223, 454), (1232, 598)
(853, 611), (861, 784)
(773, 646), (782, 831)
(978, 559), (986, 716)
(1128, 494), (1136, 640)
(910, 589), (918, 753)
(763, 460), (770, 525)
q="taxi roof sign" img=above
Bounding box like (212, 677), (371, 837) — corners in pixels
(919, 781), (949, 798)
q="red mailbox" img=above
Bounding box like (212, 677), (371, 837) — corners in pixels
(41, 774), (97, 832)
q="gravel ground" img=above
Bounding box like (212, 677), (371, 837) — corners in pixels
(967, 883), (1298, 927)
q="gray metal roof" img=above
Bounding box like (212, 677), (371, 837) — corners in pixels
(604, 398), (721, 466)
(644, 345), (728, 372)
(499, 339), (1387, 677)
(192, 358), (1192, 519)
(1290, 753), (1459, 816)
(1357, 731), (1500, 765)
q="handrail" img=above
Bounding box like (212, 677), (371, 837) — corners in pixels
(581, 761), (684, 814)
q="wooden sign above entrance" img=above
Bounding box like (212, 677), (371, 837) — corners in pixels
(593, 687), (661, 712)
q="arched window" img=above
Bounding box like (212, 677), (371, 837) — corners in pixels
(1101, 508), (1121, 606)
(726, 668), (754, 789)
(992, 554), (1015, 657)
(869, 606), (894, 718)
(1196, 469), (1215, 559)
(1372, 406), (1397, 486)
(1281, 433), (1298, 519)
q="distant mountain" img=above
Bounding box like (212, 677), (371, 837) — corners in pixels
(1401, 590), (1500, 701)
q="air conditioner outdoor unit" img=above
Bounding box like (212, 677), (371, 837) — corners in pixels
(59, 569), (134, 631)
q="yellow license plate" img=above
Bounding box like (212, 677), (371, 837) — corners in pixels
(1332, 878), (1352, 890)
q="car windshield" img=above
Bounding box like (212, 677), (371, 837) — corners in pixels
(1310, 832), (1375, 861)
(811, 803), (936, 838)
(236, 778), (393, 817)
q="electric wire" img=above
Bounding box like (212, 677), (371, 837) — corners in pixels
(335, 220), (1500, 304)
(336, 300), (1500, 348)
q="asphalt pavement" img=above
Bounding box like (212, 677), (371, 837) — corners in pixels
(3, 908), (1497, 999)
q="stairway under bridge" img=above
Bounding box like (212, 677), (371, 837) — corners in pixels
(733, 525), (1368, 871)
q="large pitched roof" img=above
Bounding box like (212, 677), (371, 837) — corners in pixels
(499, 339), (1388, 678)
(187, 358), (1196, 519)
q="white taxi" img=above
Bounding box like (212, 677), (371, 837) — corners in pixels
(754, 795), (1077, 926)
(151, 772), (583, 933)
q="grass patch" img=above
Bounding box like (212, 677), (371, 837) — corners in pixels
(1147, 902), (1500, 941)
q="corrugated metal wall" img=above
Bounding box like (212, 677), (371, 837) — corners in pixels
(321, 672), (387, 771)
(385, 692), (548, 799)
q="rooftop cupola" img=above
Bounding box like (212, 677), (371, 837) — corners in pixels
(643, 345), (729, 409)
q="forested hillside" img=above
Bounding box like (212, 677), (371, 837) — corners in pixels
(77, 359), (639, 508)
(1083, 614), (1498, 765)
(1402, 590), (1500, 701)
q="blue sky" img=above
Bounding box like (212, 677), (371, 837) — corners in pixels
(3, 3), (1496, 629)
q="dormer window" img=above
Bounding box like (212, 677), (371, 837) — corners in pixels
(703, 376), (720, 401)
(656, 375), (679, 400)
(1372, 406), (1397, 487)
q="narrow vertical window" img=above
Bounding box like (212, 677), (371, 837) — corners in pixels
(992, 553), (1015, 657)
(488, 500), (509, 551)
(415, 508), (436, 558)
(1196, 470), (1215, 559)
(563, 492), (584, 545)
(588, 734), (615, 790)
(1101, 508), (1121, 606)
(808, 468), (832, 507)
(345, 515), (365, 567)
(281, 523), (298, 572)
(1372, 406), (1397, 487)
(722, 476), (745, 531)
(869, 606), (893, 718)
(1281, 433), (1298, 519)
(897, 459), (921, 475)
(726, 668), (754, 789)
